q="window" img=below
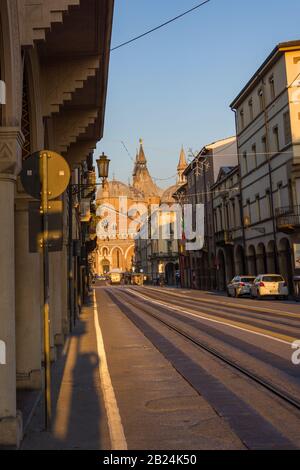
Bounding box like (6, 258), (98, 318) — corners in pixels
(240, 109), (245, 130)
(238, 197), (242, 225)
(246, 199), (251, 223)
(214, 210), (218, 232)
(273, 126), (280, 152)
(269, 75), (275, 100)
(262, 135), (267, 156)
(252, 143), (257, 168)
(243, 151), (248, 174)
(255, 194), (261, 221)
(258, 88), (264, 112)
(248, 98), (254, 121)
(231, 200), (236, 228)
(283, 111), (292, 144)
(277, 182), (283, 209)
(266, 189), (272, 218)
(219, 206), (223, 230)
(288, 179), (294, 209)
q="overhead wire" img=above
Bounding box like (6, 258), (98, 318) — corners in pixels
(110, 1), (212, 52)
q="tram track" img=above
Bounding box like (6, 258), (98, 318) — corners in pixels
(109, 287), (300, 413)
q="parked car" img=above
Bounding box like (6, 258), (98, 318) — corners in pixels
(227, 276), (256, 298)
(250, 274), (289, 300)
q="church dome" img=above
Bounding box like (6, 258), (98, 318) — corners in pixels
(96, 180), (146, 201)
(161, 184), (178, 203)
(96, 180), (132, 200)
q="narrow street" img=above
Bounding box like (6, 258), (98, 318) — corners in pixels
(22, 283), (300, 450)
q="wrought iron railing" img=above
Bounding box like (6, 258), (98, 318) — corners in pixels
(276, 205), (300, 228)
(215, 230), (233, 245)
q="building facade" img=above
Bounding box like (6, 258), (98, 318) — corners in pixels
(135, 148), (188, 285)
(96, 140), (162, 277)
(0, 0), (114, 447)
(230, 41), (300, 293)
(211, 166), (243, 290)
(174, 137), (238, 290)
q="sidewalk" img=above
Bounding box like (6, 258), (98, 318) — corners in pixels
(22, 285), (244, 450)
(95, 286), (243, 450)
(21, 295), (111, 450)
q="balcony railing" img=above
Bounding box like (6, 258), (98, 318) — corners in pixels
(215, 230), (233, 246)
(276, 205), (300, 232)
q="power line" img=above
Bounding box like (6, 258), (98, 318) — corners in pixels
(111, 0), (212, 52)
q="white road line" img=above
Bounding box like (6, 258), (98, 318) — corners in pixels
(93, 290), (127, 450)
(126, 289), (294, 346)
(142, 286), (300, 318)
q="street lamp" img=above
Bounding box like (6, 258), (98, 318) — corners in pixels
(96, 152), (110, 187)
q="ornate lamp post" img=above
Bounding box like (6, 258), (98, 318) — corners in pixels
(96, 152), (110, 187)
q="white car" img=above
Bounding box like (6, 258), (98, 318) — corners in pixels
(227, 276), (256, 298)
(251, 274), (289, 300)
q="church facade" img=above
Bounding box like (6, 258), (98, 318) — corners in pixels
(95, 140), (187, 284)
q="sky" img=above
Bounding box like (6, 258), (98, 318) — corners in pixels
(95, 0), (300, 188)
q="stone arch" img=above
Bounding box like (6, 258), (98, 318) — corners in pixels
(278, 237), (293, 292)
(101, 258), (110, 275)
(217, 248), (226, 291)
(267, 240), (276, 273)
(22, 50), (44, 152)
(0, 1), (22, 127)
(224, 247), (235, 282)
(110, 245), (124, 257)
(165, 262), (175, 286)
(101, 246), (110, 257)
(125, 244), (135, 271)
(203, 252), (209, 290)
(111, 246), (123, 270)
(235, 244), (246, 274)
(247, 245), (257, 276)
(256, 242), (267, 274)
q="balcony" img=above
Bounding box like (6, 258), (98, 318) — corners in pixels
(150, 252), (179, 261)
(215, 230), (234, 246)
(276, 206), (300, 233)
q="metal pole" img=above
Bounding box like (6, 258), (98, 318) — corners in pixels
(41, 151), (52, 430)
(68, 185), (74, 332)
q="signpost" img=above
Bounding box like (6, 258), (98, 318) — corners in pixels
(20, 150), (70, 431)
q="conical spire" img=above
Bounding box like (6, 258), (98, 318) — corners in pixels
(132, 139), (163, 197)
(137, 138), (147, 164)
(178, 146), (187, 171)
(177, 146), (187, 185)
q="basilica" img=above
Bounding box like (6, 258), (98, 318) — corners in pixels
(95, 140), (187, 282)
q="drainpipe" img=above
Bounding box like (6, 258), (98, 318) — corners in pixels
(234, 109), (249, 274)
(261, 78), (279, 273)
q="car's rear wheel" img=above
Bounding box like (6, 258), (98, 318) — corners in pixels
(257, 290), (263, 300)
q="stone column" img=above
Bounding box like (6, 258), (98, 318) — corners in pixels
(0, 128), (23, 447)
(15, 191), (42, 390)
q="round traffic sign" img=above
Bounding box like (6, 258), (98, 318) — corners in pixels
(20, 150), (71, 200)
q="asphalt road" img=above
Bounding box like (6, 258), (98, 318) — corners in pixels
(105, 285), (300, 450)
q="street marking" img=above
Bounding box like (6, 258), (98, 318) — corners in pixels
(142, 286), (300, 319)
(126, 289), (296, 346)
(93, 290), (127, 450)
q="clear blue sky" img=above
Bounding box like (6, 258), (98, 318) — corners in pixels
(95, 0), (300, 188)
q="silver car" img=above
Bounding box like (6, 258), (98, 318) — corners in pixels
(227, 276), (256, 298)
